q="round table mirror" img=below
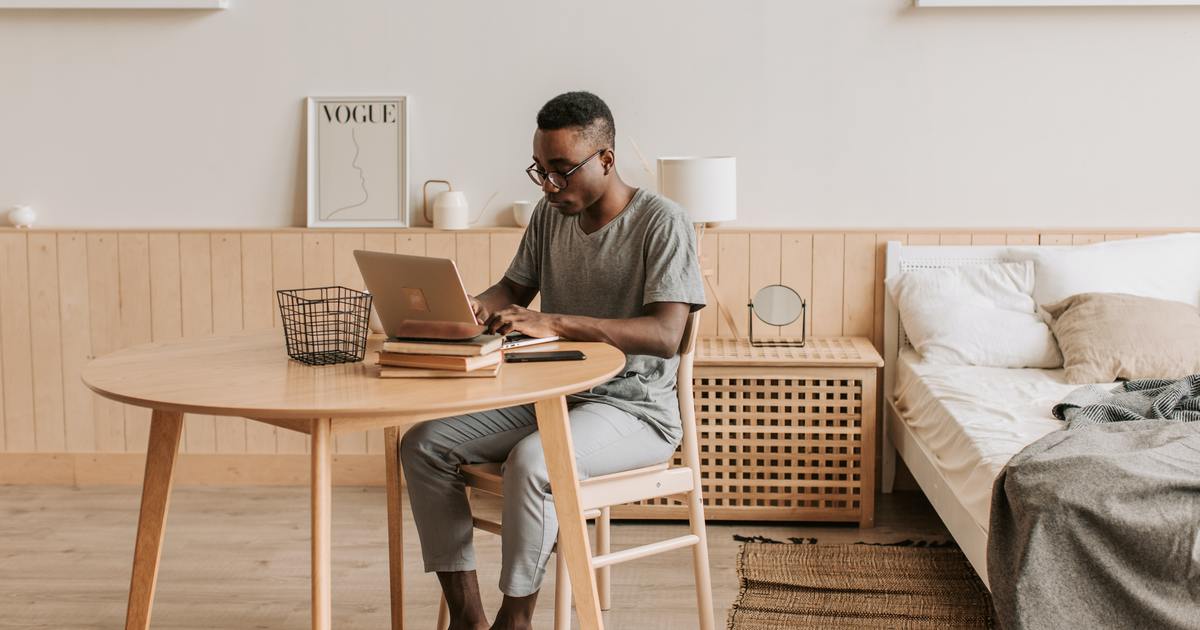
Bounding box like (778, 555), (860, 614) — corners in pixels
(752, 284), (804, 326)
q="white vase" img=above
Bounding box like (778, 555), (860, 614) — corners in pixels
(512, 200), (535, 227)
(8, 205), (36, 228)
(432, 191), (470, 230)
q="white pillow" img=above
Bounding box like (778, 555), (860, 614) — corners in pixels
(887, 261), (1063, 368)
(1007, 233), (1200, 310)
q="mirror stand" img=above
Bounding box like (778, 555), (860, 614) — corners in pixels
(747, 299), (807, 347)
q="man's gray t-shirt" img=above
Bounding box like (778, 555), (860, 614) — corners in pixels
(505, 188), (706, 444)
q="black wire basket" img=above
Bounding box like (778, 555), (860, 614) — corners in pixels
(276, 286), (373, 366)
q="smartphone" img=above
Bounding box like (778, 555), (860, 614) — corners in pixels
(504, 350), (587, 363)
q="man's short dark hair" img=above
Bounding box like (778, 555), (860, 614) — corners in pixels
(536, 91), (616, 150)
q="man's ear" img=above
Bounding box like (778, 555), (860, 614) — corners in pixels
(601, 149), (615, 175)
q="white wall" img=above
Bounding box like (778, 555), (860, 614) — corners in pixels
(2, 0), (1199, 229)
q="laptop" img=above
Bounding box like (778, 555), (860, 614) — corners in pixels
(353, 250), (558, 350)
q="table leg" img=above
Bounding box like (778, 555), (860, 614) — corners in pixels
(383, 426), (405, 630)
(125, 409), (184, 630)
(534, 396), (604, 630)
(311, 418), (333, 630)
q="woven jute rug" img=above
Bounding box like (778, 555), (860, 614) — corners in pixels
(728, 541), (996, 629)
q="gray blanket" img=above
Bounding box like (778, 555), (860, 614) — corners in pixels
(987, 376), (1200, 630)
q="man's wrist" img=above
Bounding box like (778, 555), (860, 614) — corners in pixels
(549, 313), (567, 338)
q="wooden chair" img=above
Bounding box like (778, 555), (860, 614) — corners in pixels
(431, 311), (714, 630)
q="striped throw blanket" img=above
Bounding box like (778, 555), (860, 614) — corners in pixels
(1052, 374), (1200, 428)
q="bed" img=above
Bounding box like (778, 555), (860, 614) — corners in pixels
(880, 239), (1200, 630)
(879, 241), (1070, 588)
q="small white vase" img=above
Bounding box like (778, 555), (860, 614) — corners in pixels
(432, 191), (470, 230)
(8, 205), (36, 228)
(512, 200), (535, 227)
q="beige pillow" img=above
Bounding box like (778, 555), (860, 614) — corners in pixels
(1043, 292), (1200, 384)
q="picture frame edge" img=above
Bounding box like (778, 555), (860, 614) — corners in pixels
(304, 94), (409, 229)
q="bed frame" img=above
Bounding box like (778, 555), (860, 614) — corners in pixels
(881, 241), (1023, 589)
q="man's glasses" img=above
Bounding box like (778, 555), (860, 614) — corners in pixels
(525, 149), (604, 190)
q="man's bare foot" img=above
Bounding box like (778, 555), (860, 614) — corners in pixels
(437, 571), (490, 630)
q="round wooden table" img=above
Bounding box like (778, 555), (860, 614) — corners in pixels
(82, 331), (625, 630)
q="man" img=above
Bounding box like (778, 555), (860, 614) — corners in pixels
(400, 91), (705, 630)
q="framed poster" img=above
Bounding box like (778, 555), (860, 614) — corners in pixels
(306, 95), (408, 228)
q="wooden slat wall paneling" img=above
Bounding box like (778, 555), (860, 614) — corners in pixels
(873, 233), (906, 353)
(970, 233), (1006, 245)
(6, 227), (1199, 461)
(0, 234), (35, 452)
(842, 234), (876, 338)
(180, 233), (216, 453)
(271, 233), (308, 455)
(872, 233), (906, 482)
(716, 233), (750, 338)
(1040, 233), (1072, 245)
(148, 235), (183, 343)
(242, 234), (276, 332)
(86, 234), (125, 453)
(779, 233), (813, 340)
(362, 232), (396, 455)
(118, 234), (154, 452)
(747, 233), (781, 338)
(333, 233), (366, 291)
(938, 233), (971, 245)
(907, 233), (940, 246)
(1006, 233), (1039, 245)
(301, 232), (337, 452)
(395, 233), (426, 258)
(425, 233), (456, 262)
(332, 233), (368, 455)
(362, 234), (397, 257)
(302, 232), (335, 288)
(811, 234), (845, 337)
(58, 233), (95, 452)
(456, 233), (491, 297)
(242, 233), (278, 454)
(211, 233), (247, 454)
(489, 233), (521, 286)
(28, 234), (66, 452)
(148, 234), (184, 452)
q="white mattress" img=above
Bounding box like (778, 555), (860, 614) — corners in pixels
(893, 348), (1076, 533)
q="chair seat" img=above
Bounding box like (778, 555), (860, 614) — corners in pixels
(461, 461), (671, 497)
(461, 460), (690, 512)
(461, 462), (505, 496)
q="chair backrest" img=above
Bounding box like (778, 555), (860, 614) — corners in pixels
(678, 310), (700, 357)
(676, 311), (702, 469)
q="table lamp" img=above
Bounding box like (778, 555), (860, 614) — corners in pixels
(657, 156), (741, 338)
(656, 156), (737, 227)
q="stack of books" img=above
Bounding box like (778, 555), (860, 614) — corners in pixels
(376, 334), (504, 379)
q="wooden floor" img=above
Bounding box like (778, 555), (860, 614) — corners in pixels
(0, 486), (949, 629)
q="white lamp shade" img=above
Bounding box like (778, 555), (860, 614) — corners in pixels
(657, 156), (737, 223)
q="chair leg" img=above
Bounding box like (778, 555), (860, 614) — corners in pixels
(383, 427), (404, 630)
(435, 594), (450, 630)
(596, 506), (611, 611)
(554, 548), (572, 630)
(685, 489), (716, 630)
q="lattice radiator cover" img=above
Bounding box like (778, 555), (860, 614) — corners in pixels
(615, 373), (867, 521)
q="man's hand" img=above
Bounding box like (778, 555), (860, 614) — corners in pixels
(486, 306), (561, 338)
(468, 295), (491, 326)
